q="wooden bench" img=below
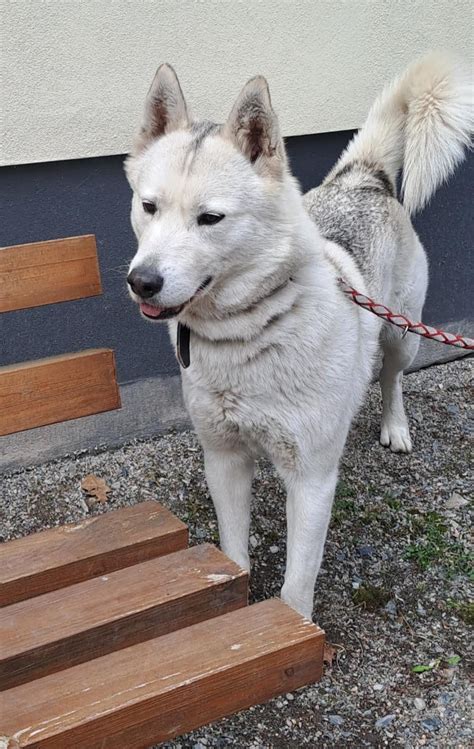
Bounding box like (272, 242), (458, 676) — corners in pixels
(0, 235), (120, 436)
(0, 236), (324, 746)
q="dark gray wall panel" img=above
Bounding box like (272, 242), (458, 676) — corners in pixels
(1, 132), (472, 385)
(0, 156), (176, 383)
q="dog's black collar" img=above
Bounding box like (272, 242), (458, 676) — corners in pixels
(177, 322), (191, 369)
(176, 276), (294, 369)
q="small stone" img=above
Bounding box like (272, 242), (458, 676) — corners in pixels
(463, 421), (474, 436)
(384, 599), (397, 616)
(414, 697), (426, 710)
(286, 692), (294, 701)
(422, 717), (442, 732)
(328, 714), (344, 726)
(438, 667), (454, 683)
(357, 545), (374, 559)
(269, 545), (279, 553)
(373, 683), (384, 691)
(375, 714), (396, 729)
(445, 493), (468, 510)
(417, 602), (427, 616)
(446, 404), (459, 416)
(78, 496), (90, 513)
(249, 535), (259, 549)
(438, 693), (450, 705)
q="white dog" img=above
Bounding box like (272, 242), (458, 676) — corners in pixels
(126, 54), (472, 618)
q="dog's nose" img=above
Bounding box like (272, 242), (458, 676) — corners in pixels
(127, 268), (164, 298)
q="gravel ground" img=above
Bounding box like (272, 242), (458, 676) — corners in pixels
(1, 358), (472, 748)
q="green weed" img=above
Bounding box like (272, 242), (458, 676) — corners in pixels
(336, 480), (357, 499)
(447, 600), (474, 625)
(352, 584), (391, 611)
(404, 511), (472, 577)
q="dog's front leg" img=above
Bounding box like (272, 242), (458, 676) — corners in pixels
(203, 447), (254, 572)
(280, 466), (338, 619)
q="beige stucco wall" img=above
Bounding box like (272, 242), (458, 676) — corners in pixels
(1, 0), (472, 166)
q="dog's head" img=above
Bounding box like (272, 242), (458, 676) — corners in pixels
(125, 64), (297, 322)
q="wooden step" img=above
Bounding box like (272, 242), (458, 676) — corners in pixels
(0, 502), (188, 606)
(0, 544), (248, 689)
(1, 599), (324, 749)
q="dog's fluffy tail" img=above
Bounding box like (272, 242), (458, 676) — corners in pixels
(327, 53), (473, 214)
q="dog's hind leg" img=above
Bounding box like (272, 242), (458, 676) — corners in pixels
(203, 446), (254, 572)
(379, 241), (427, 453)
(280, 463), (338, 619)
(379, 329), (420, 453)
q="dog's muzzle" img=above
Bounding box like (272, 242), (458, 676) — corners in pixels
(128, 273), (213, 321)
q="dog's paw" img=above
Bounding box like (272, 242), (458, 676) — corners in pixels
(380, 422), (412, 453)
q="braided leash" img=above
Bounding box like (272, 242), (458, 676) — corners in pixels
(338, 278), (474, 351)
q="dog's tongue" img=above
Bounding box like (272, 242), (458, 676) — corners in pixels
(140, 302), (163, 318)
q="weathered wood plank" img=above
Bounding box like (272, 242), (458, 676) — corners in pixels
(0, 544), (248, 689)
(0, 349), (121, 436)
(0, 235), (101, 312)
(1, 599), (324, 748)
(0, 502), (188, 606)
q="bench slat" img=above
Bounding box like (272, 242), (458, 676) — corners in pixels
(1, 599), (324, 749)
(0, 349), (121, 436)
(0, 501), (188, 606)
(0, 544), (248, 689)
(0, 235), (101, 312)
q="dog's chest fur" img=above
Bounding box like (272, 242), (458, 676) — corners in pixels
(179, 323), (303, 466)
(195, 385), (299, 467)
(170, 260), (376, 469)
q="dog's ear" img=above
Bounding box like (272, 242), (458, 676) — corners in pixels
(132, 64), (189, 153)
(224, 76), (286, 176)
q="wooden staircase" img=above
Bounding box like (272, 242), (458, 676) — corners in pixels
(1, 502), (324, 748)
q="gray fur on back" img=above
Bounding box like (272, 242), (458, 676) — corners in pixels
(303, 161), (398, 280)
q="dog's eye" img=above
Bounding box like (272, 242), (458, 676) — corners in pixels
(142, 201), (157, 215)
(197, 212), (225, 226)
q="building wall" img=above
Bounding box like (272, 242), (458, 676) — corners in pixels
(2, 0), (472, 165)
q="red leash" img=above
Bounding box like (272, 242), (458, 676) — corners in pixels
(338, 278), (474, 351)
